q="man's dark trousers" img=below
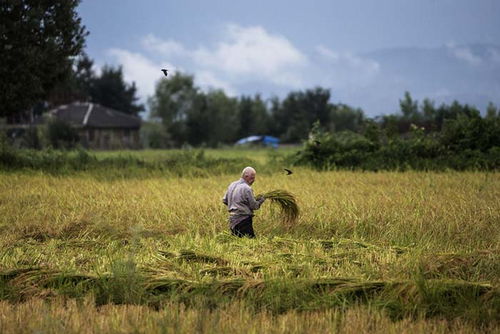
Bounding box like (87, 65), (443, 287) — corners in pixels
(231, 216), (255, 238)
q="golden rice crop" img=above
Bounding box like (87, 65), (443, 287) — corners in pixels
(1, 163), (499, 333)
(259, 189), (299, 225)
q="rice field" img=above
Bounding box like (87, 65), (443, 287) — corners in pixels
(0, 150), (499, 333)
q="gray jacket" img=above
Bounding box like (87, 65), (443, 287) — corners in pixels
(222, 178), (265, 221)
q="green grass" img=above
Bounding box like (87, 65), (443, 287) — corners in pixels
(92, 147), (300, 164)
(0, 147), (297, 179)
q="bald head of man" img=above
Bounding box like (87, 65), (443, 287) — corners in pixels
(241, 166), (256, 185)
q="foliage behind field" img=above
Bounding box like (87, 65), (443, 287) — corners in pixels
(0, 146), (285, 178)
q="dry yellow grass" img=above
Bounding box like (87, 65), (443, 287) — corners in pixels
(1, 170), (498, 250)
(0, 298), (494, 334)
(0, 169), (499, 332)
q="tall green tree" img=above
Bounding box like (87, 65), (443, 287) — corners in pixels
(271, 87), (332, 142)
(47, 52), (94, 106)
(440, 106), (499, 152)
(186, 90), (238, 147)
(237, 94), (270, 138)
(486, 102), (498, 119)
(89, 65), (144, 115)
(399, 91), (419, 119)
(271, 92), (305, 142)
(74, 53), (95, 98)
(0, 0), (87, 117)
(206, 90), (239, 146)
(148, 72), (199, 146)
(328, 104), (364, 132)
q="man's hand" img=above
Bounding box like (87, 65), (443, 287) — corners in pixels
(256, 195), (266, 204)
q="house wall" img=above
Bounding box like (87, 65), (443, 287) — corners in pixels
(79, 128), (140, 150)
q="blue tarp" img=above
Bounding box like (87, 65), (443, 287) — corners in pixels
(235, 135), (280, 148)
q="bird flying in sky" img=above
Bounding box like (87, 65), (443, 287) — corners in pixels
(161, 69), (168, 77)
(284, 168), (293, 175)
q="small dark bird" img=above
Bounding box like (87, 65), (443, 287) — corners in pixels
(284, 168), (293, 175)
(161, 69), (168, 77)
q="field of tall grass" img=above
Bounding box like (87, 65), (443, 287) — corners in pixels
(0, 149), (498, 333)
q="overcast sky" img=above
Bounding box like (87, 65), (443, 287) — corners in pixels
(77, 0), (500, 116)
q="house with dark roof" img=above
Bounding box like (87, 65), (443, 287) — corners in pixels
(49, 102), (141, 149)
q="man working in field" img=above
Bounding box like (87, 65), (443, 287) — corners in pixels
(222, 166), (266, 238)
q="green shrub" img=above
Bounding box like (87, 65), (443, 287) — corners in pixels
(46, 118), (80, 149)
(0, 147), (261, 177)
(294, 118), (500, 171)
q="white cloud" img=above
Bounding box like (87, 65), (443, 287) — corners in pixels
(446, 43), (482, 65)
(107, 48), (175, 99)
(316, 45), (379, 72)
(314, 45), (380, 87)
(454, 48), (482, 65)
(105, 24), (309, 103)
(193, 24), (307, 86)
(141, 34), (187, 57)
(196, 70), (237, 96)
(316, 45), (339, 61)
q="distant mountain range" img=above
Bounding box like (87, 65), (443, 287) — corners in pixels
(351, 43), (500, 116)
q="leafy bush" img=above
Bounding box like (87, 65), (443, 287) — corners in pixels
(0, 147), (260, 177)
(46, 118), (80, 149)
(294, 114), (500, 171)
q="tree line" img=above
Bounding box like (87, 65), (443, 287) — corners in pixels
(145, 72), (366, 148)
(1, 0), (499, 172)
(294, 94), (500, 171)
(145, 72), (499, 158)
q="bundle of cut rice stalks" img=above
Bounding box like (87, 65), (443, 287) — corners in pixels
(258, 189), (299, 226)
